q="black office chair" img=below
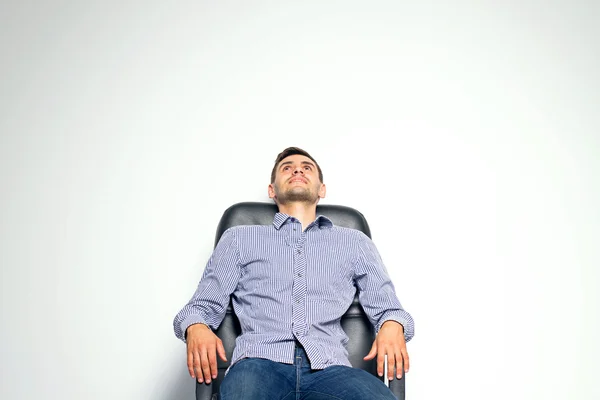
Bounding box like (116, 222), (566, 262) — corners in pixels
(195, 202), (406, 400)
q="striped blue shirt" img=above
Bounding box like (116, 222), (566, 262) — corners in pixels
(173, 213), (414, 370)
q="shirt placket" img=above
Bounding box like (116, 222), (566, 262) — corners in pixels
(291, 224), (308, 339)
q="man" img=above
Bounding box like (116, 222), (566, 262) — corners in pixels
(173, 147), (414, 399)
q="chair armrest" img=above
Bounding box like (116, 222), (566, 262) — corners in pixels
(195, 381), (213, 400)
(389, 374), (405, 400)
(384, 357), (406, 400)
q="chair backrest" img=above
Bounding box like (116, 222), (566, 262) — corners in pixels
(196, 202), (405, 400)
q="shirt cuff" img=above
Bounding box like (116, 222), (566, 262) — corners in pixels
(180, 315), (211, 342)
(376, 317), (412, 342)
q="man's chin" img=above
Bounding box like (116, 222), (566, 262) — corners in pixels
(278, 190), (318, 204)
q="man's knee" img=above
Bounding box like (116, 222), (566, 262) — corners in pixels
(220, 359), (268, 391)
(220, 358), (294, 400)
(305, 366), (396, 400)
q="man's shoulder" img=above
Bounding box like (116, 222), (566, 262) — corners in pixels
(328, 225), (370, 240)
(225, 224), (273, 231)
(221, 224), (275, 237)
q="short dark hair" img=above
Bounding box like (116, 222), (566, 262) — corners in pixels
(271, 147), (323, 183)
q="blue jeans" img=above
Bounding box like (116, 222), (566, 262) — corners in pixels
(219, 344), (397, 400)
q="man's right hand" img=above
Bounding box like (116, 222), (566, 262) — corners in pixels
(186, 323), (227, 384)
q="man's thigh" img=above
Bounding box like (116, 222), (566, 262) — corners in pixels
(302, 366), (396, 400)
(219, 358), (295, 400)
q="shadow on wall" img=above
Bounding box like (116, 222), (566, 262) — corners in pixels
(160, 357), (196, 400)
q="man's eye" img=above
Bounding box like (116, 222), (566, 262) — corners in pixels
(283, 166), (290, 171)
(304, 166), (311, 170)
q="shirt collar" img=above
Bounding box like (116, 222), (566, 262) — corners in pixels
(273, 213), (334, 230)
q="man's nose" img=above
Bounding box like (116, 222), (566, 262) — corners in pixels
(293, 167), (304, 174)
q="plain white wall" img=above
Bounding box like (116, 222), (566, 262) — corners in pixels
(1, 1), (598, 399)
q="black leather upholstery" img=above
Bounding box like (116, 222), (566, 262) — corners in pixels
(196, 202), (405, 400)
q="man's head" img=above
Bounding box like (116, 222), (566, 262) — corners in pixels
(268, 147), (326, 206)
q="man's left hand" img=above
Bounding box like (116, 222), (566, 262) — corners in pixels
(363, 320), (410, 380)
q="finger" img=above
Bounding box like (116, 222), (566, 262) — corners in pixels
(187, 350), (195, 378)
(386, 352), (396, 381)
(363, 341), (377, 361)
(402, 347), (410, 373)
(217, 339), (228, 362)
(377, 348), (386, 377)
(395, 347), (404, 379)
(207, 347), (218, 381)
(192, 350), (203, 383)
(200, 348), (212, 384)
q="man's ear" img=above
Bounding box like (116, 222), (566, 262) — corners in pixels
(318, 183), (326, 199)
(268, 184), (276, 199)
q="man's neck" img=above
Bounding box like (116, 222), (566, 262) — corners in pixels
(277, 202), (318, 231)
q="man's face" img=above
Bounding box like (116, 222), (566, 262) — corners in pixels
(268, 154), (326, 205)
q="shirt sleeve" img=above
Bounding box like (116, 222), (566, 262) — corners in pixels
(172, 228), (242, 342)
(353, 232), (415, 342)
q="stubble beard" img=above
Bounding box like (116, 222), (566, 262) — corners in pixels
(275, 186), (318, 205)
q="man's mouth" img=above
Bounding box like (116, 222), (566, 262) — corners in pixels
(289, 178), (307, 183)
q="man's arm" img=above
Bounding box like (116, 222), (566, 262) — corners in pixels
(353, 232), (414, 381)
(172, 228), (241, 384)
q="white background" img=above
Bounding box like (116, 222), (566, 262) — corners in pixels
(1, 1), (598, 399)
